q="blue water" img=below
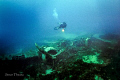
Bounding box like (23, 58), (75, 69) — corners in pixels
(0, 0), (120, 54)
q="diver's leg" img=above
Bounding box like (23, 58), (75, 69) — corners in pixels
(54, 26), (59, 30)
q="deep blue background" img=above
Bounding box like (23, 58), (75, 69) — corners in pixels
(0, 0), (120, 54)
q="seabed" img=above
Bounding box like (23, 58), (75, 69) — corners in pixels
(1, 33), (120, 80)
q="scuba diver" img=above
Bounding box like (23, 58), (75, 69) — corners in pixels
(54, 22), (67, 32)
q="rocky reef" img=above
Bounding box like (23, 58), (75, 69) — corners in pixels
(1, 33), (120, 80)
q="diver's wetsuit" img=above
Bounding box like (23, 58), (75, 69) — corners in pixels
(54, 22), (67, 30)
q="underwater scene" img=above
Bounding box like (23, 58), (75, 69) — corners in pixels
(0, 0), (120, 80)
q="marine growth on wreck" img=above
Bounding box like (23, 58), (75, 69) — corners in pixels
(1, 34), (120, 80)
